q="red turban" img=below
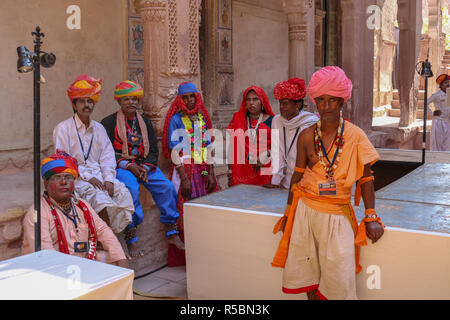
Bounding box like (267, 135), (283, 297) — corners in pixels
(273, 78), (306, 101)
(307, 66), (353, 103)
(436, 74), (450, 85)
(67, 75), (102, 103)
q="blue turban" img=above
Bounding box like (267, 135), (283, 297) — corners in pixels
(178, 82), (198, 96)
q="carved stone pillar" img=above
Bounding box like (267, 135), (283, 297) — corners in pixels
(284, 0), (315, 82)
(397, 0), (422, 127)
(428, 0), (442, 94)
(340, 0), (376, 132)
(139, 0), (202, 137)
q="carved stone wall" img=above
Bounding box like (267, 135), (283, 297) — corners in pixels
(200, 0), (235, 129)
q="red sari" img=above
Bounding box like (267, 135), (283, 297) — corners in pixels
(227, 86), (274, 186)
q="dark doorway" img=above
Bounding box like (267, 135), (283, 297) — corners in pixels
(371, 161), (423, 191)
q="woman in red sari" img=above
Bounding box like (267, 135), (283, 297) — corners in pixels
(227, 86), (275, 186)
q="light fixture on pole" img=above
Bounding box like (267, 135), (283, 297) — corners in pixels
(16, 26), (56, 252)
(416, 51), (433, 164)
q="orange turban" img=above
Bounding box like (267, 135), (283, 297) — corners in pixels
(67, 75), (102, 103)
(273, 78), (307, 101)
(307, 66), (353, 103)
(436, 74), (450, 85)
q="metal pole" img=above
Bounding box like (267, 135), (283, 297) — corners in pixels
(32, 26), (44, 252)
(422, 75), (428, 164)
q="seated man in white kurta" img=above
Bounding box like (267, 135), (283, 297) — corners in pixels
(53, 75), (134, 235)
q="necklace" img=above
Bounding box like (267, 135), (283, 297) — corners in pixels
(247, 114), (263, 143)
(181, 112), (207, 164)
(314, 117), (345, 182)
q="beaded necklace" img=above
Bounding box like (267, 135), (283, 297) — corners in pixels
(181, 112), (208, 165)
(314, 117), (345, 182)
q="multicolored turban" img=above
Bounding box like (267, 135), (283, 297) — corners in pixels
(67, 75), (102, 103)
(273, 78), (307, 101)
(41, 151), (79, 180)
(307, 66), (353, 103)
(436, 74), (450, 85)
(114, 80), (143, 100)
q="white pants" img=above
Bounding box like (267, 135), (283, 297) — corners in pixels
(282, 200), (357, 300)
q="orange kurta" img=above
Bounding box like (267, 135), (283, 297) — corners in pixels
(272, 121), (379, 273)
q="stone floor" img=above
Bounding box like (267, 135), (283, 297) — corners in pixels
(133, 265), (188, 300)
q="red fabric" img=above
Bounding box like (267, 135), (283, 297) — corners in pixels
(436, 74), (450, 85)
(273, 78), (306, 101)
(227, 86), (274, 186)
(282, 284), (319, 295)
(162, 93), (213, 160)
(316, 289), (328, 300)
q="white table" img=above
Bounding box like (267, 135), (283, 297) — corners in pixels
(0, 250), (134, 300)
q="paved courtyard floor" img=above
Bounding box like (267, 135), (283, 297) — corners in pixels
(133, 265), (187, 300)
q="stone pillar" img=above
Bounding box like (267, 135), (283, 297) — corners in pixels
(378, 0), (398, 107)
(340, 0), (376, 132)
(284, 0), (315, 82)
(139, 0), (202, 137)
(397, 0), (422, 127)
(428, 0), (442, 93)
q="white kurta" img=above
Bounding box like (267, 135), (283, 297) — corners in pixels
(427, 90), (450, 151)
(53, 114), (133, 233)
(271, 111), (319, 189)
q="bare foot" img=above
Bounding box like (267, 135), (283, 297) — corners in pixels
(166, 234), (185, 250)
(126, 242), (145, 259)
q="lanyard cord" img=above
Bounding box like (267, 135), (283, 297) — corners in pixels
(318, 120), (345, 168)
(73, 117), (94, 162)
(283, 127), (301, 159)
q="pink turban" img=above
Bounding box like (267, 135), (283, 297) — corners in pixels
(306, 66), (353, 103)
(273, 78), (306, 101)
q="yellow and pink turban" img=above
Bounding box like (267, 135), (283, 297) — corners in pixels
(273, 78), (307, 101)
(67, 75), (102, 104)
(41, 151), (79, 180)
(114, 80), (143, 100)
(306, 66), (353, 103)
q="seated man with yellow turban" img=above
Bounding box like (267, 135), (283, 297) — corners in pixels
(53, 75), (134, 241)
(22, 151), (129, 268)
(101, 81), (184, 259)
(272, 66), (384, 300)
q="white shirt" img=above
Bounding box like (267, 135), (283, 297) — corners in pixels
(271, 111), (319, 189)
(427, 90), (450, 122)
(53, 114), (117, 183)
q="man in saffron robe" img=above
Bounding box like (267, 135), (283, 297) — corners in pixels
(227, 86), (274, 186)
(162, 82), (218, 267)
(272, 66), (384, 300)
(101, 80), (184, 259)
(22, 151), (129, 268)
(264, 78), (318, 189)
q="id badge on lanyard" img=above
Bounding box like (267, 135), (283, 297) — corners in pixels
(318, 181), (337, 196)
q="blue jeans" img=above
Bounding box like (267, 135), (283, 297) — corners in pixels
(116, 167), (179, 244)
